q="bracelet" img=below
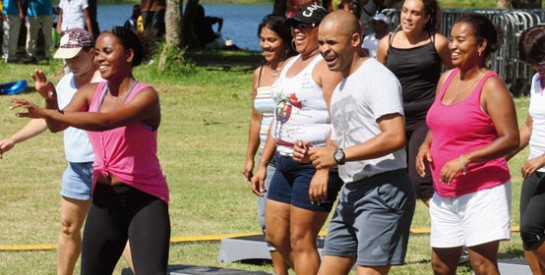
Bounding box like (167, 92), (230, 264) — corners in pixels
(460, 154), (467, 175)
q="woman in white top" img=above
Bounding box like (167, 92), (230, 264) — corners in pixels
(510, 25), (545, 274)
(243, 14), (295, 275)
(251, 4), (343, 275)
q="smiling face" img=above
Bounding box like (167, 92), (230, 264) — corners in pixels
(449, 22), (485, 69)
(400, 0), (429, 35)
(260, 26), (286, 63)
(291, 23), (319, 55)
(93, 32), (133, 80)
(318, 11), (361, 76)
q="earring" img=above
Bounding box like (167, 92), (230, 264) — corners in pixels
(478, 49), (482, 57)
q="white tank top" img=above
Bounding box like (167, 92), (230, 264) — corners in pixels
(270, 54), (331, 155)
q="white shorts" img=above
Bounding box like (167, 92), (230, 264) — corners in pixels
(430, 181), (511, 248)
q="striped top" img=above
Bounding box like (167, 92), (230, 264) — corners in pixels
(254, 86), (275, 153)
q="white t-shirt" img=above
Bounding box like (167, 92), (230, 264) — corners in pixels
(330, 58), (406, 183)
(362, 32), (389, 58)
(58, 0), (89, 32)
(528, 72), (545, 173)
(56, 72), (100, 163)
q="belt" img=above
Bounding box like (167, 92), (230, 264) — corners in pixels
(278, 151), (293, 157)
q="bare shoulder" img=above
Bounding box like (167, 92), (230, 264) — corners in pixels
(434, 33), (449, 49)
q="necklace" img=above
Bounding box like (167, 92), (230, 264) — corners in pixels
(107, 80), (139, 103)
(455, 69), (483, 97)
(271, 67), (281, 78)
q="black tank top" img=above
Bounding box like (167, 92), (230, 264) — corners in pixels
(386, 32), (442, 129)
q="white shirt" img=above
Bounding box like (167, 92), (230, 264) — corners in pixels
(528, 72), (545, 172)
(59, 0), (89, 32)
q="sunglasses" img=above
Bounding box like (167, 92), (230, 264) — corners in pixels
(292, 22), (316, 29)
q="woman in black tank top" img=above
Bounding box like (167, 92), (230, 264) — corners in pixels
(376, 0), (453, 205)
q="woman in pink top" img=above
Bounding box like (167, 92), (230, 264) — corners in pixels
(11, 27), (170, 274)
(416, 14), (518, 275)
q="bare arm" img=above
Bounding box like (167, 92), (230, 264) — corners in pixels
(507, 114), (531, 160)
(83, 8), (93, 37)
(0, 119), (48, 158)
(376, 34), (390, 65)
(434, 34), (454, 70)
(313, 60), (343, 108)
(56, 8), (63, 34)
(242, 68), (263, 181)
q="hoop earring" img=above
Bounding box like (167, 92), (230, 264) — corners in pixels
(478, 49), (483, 57)
(291, 39), (296, 51)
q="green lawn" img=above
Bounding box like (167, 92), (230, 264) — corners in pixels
(0, 50), (532, 274)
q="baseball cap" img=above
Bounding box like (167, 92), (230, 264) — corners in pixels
(371, 13), (390, 24)
(285, 4), (328, 28)
(53, 28), (94, 59)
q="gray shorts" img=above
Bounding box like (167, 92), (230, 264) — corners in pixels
(322, 169), (415, 266)
(60, 162), (93, 201)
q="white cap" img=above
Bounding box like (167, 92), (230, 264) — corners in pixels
(371, 13), (389, 24)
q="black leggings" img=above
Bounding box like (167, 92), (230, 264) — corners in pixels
(406, 124), (434, 201)
(520, 172), (545, 250)
(81, 183), (171, 275)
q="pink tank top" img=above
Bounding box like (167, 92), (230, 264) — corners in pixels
(426, 68), (510, 197)
(87, 81), (169, 203)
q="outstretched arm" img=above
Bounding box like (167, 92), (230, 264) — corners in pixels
(0, 119), (48, 159)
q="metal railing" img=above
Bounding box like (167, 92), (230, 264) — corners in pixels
(381, 9), (544, 96)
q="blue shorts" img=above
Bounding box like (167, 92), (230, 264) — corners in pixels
(267, 153), (343, 212)
(322, 169), (416, 266)
(60, 162), (93, 201)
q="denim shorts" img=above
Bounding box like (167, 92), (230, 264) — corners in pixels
(322, 169), (416, 266)
(60, 162), (93, 201)
(267, 153), (343, 212)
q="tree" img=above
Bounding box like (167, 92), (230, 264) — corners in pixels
(158, 0), (184, 70)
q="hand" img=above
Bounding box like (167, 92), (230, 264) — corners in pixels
(439, 156), (464, 185)
(308, 146), (337, 170)
(521, 156), (545, 178)
(416, 145), (432, 177)
(241, 159), (254, 182)
(10, 98), (45, 119)
(31, 69), (57, 100)
(0, 138), (16, 159)
(309, 169), (329, 205)
(250, 166), (267, 197)
(292, 140), (311, 162)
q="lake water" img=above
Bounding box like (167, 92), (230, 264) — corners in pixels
(97, 4), (272, 51)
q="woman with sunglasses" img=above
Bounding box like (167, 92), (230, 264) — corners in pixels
(251, 4), (343, 275)
(242, 14), (295, 275)
(377, 0), (452, 207)
(510, 25), (545, 274)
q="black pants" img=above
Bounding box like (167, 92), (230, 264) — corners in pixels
(406, 124), (434, 201)
(81, 183), (170, 274)
(520, 171), (545, 250)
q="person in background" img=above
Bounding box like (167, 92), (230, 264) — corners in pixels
(124, 4), (141, 33)
(25, 0), (54, 62)
(287, 0), (317, 18)
(140, 0), (165, 39)
(251, 5), (343, 275)
(194, 1), (224, 49)
(296, 10), (416, 275)
(56, 0), (93, 38)
(377, 0), (452, 207)
(362, 12), (389, 58)
(416, 14), (518, 274)
(337, 0), (361, 19)
(11, 26), (169, 274)
(2, 0), (24, 63)
(243, 14), (295, 275)
(509, 25), (545, 274)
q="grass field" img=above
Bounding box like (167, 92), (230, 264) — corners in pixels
(0, 50), (533, 274)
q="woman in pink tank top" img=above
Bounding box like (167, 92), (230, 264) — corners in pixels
(415, 14), (519, 274)
(11, 27), (170, 274)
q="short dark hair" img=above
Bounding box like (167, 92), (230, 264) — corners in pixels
(103, 26), (145, 67)
(519, 25), (545, 64)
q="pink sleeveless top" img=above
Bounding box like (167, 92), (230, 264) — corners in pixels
(87, 81), (169, 203)
(426, 68), (510, 197)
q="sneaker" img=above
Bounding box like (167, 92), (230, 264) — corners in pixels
(459, 246), (470, 264)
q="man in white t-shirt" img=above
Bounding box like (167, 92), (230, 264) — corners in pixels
(294, 10), (415, 274)
(362, 13), (389, 58)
